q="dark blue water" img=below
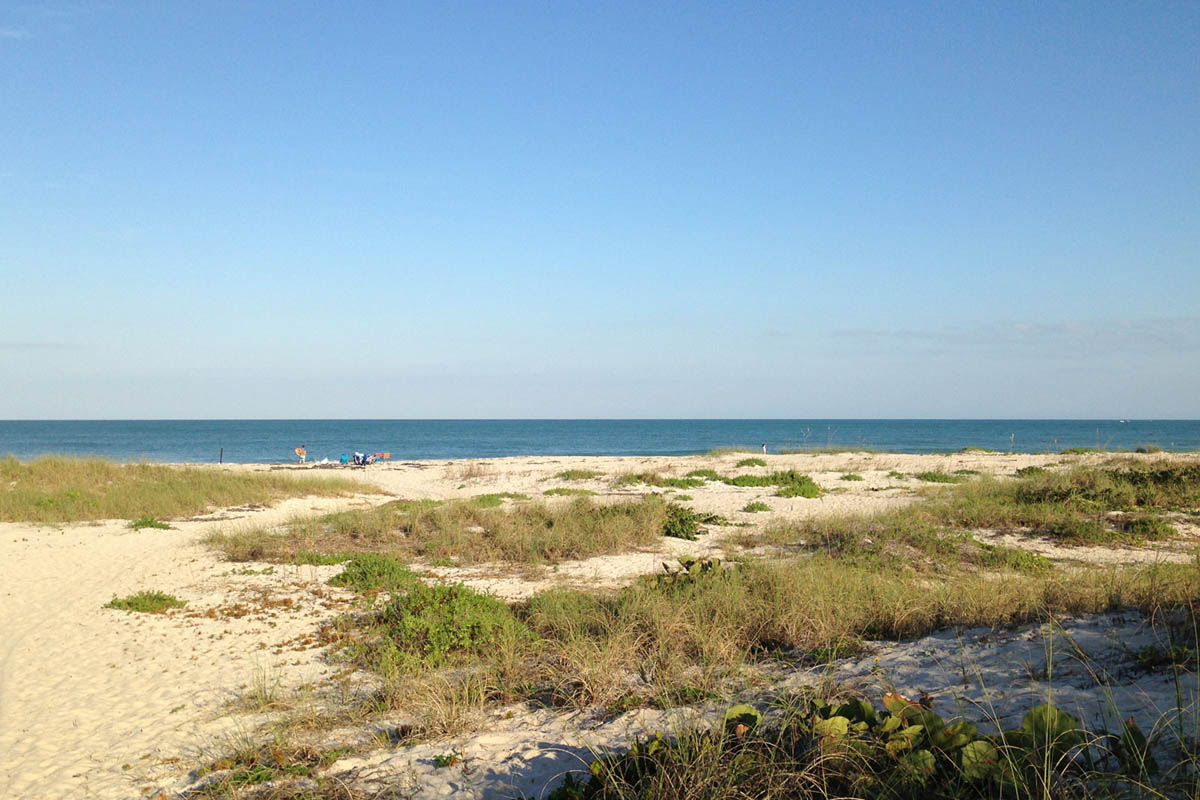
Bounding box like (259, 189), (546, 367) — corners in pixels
(1, 420), (1198, 463)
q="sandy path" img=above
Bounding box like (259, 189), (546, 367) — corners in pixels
(0, 496), (373, 800)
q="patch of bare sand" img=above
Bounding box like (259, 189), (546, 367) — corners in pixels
(0, 494), (380, 799)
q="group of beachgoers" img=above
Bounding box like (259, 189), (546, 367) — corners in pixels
(294, 445), (388, 466)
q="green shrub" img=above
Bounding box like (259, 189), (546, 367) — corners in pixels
(735, 458), (767, 468)
(1118, 515), (1175, 540)
(328, 553), (419, 592)
(617, 473), (706, 490)
(555, 470), (603, 481)
(913, 471), (964, 483)
(774, 472), (822, 498)
(840, 473), (864, 481)
(361, 582), (532, 673)
(685, 469), (721, 481)
(742, 501), (771, 512)
(662, 505), (725, 540)
(129, 516), (171, 530)
(105, 590), (187, 613)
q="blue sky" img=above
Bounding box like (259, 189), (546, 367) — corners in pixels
(2, 1), (1197, 418)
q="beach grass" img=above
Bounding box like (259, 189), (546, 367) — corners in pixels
(192, 456), (1200, 797)
(326, 549), (1200, 725)
(749, 464), (1192, 555)
(544, 487), (598, 497)
(0, 456), (369, 524)
(207, 495), (684, 567)
(554, 469), (604, 481)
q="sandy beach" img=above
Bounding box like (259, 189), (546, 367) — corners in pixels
(2, 451), (1197, 799)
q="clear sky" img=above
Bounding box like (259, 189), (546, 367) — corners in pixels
(2, 1), (1197, 419)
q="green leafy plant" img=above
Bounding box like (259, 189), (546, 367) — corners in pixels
(661, 505), (725, 540)
(328, 553), (419, 593)
(129, 516), (171, 530)
(349, 581), (531, 673)
(105, 590), (187, 613)
(840, 473), (864, 481)
(561, 694), (1111, 799)
(556, 469), (603, 481)
(742, 501), (770, 512)
(735, 458), (767, 468)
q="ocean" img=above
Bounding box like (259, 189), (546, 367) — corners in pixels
(1, 419), (1198, 464)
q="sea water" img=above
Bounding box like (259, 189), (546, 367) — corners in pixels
(1, 419), (1198, 463)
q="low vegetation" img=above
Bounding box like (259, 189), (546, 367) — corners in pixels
(559, 694), (1160, 800)
(756, 463), (1194, 555)
(129, 515), (172, 530)
(626, 469), (823, 498)
(105, 590), (187, 613)
(735, 457), (767, 468)
(470, 492), (528, 507)
(742, 501), (771, 512)
(0, 456), (366, 524)
(193, 457), (1200, 798)
(615, 472), (706, 490)
(913, 470), (966, 483)
(207, 496), (709, 567)
(544, 487), (598, 497)
(555, 469), (604, 481)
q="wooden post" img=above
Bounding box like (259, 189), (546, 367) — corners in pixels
(219, 447), (223, 464)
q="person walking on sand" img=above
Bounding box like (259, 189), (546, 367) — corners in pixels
(295, 444), (307, 463)
(761, 443), (767, 454)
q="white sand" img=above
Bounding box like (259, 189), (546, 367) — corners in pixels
(1, 451), (1195, 798)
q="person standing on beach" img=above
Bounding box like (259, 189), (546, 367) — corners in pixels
(295, 444), (307, 463)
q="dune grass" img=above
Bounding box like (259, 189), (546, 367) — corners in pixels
(752, 463), (1196, 552)
(0, 456), (369, 524)
(317, 461), (1200, 715)
(207, 496), (681, 567)
(735, 457), (767, 468)
(544, 487), (598, 497)
(623, 469), (823, 498)
(555, 469), (604, 481)
(327, 547), (1200, 728)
